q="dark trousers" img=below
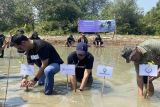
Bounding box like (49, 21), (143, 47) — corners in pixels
(0, 50), (4, 58)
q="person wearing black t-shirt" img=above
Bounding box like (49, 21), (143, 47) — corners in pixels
(65, 34), (75, 47)
(30, 31), (41, 40)
(67, 42), (94, 91)
(11, 34), (63, 95)
(93, 34), (103, 47)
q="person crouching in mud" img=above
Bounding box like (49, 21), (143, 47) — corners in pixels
(121, 39), (160, 97)
(10, 34), (63, 95)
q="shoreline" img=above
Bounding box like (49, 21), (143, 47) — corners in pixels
(42, 35), (160, 46)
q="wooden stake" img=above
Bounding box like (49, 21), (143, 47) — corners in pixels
(144, 76), (150, 99)
(66, 74), (69, 92)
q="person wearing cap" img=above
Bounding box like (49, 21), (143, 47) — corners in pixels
(121, 39), (160, 97)
(78, 33), (88, 44)
(67, 42), (94, 91)
(30, 31), (41, 40)
(10, 34), (63, 95)
(65, 34), (75, 47)
(93, 34), (103, 47)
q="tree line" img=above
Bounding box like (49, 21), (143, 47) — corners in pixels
(0, 0), (160, 35)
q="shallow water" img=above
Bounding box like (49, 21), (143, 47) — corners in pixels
(0, 46), (160, 107)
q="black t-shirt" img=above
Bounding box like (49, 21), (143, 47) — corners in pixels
(67, 37), (75, 43)
(27, 40), (63, 67)
(67, 51), (94, 80)
(95, 37), (102, 42)
(0, 34), (5, 47)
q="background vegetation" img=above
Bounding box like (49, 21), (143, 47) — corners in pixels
(0, 0), (160, 35)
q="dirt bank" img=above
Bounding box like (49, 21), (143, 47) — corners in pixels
(42, 34), (160, 46)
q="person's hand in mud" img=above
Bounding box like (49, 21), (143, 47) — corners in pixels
(20, 79), (29, 87)
(149, 68), (160, 82)
(4, 39), (9, 45)
(27, 80), (37, 87)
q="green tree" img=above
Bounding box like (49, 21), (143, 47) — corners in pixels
(101, 0), (143, 34)
(0, 0), (15, 31)
(143, 0), (160, 35)
(0, 0), (34, 32)
(14, 0), (34, 31)
(73, 0), (108, 19)
(31, 0), (83, 33)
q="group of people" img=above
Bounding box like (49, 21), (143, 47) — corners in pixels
(0, 29), (94, 95)
(1, 29), (160, 98)
(65, 33), (103, 47)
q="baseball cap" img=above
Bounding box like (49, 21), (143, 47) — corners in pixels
(76, 42), (88, 53)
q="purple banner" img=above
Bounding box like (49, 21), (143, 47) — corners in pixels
(78, 20), (116, 33)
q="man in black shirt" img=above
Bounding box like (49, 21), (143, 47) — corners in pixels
(65, 34), (75, 47)
(93, 34), (103, 47)
(67, 42), (94, 91)
(30, 31), (41, 40)
(11, 34), (63, 95)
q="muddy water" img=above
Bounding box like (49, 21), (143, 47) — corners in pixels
(0, 46), (160, 107)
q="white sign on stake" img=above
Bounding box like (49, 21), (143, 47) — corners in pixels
(96, 65), (113, 77)
(20, 64), (34, 76)
(139, 64), (158, 76)
(60, 64), (75, 76)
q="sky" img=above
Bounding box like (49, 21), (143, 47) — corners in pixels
(137, 0), (159, 13)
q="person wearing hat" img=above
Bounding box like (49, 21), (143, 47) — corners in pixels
(67, 42), (94, 91)
(121, 39), (160, 97)
(10, 34), (63, 95)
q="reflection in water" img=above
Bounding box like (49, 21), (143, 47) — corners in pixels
(6, 97), (26, 107)
(0, 46), (160, 107)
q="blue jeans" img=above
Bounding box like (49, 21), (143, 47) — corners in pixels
(38, 63), (60, 95)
